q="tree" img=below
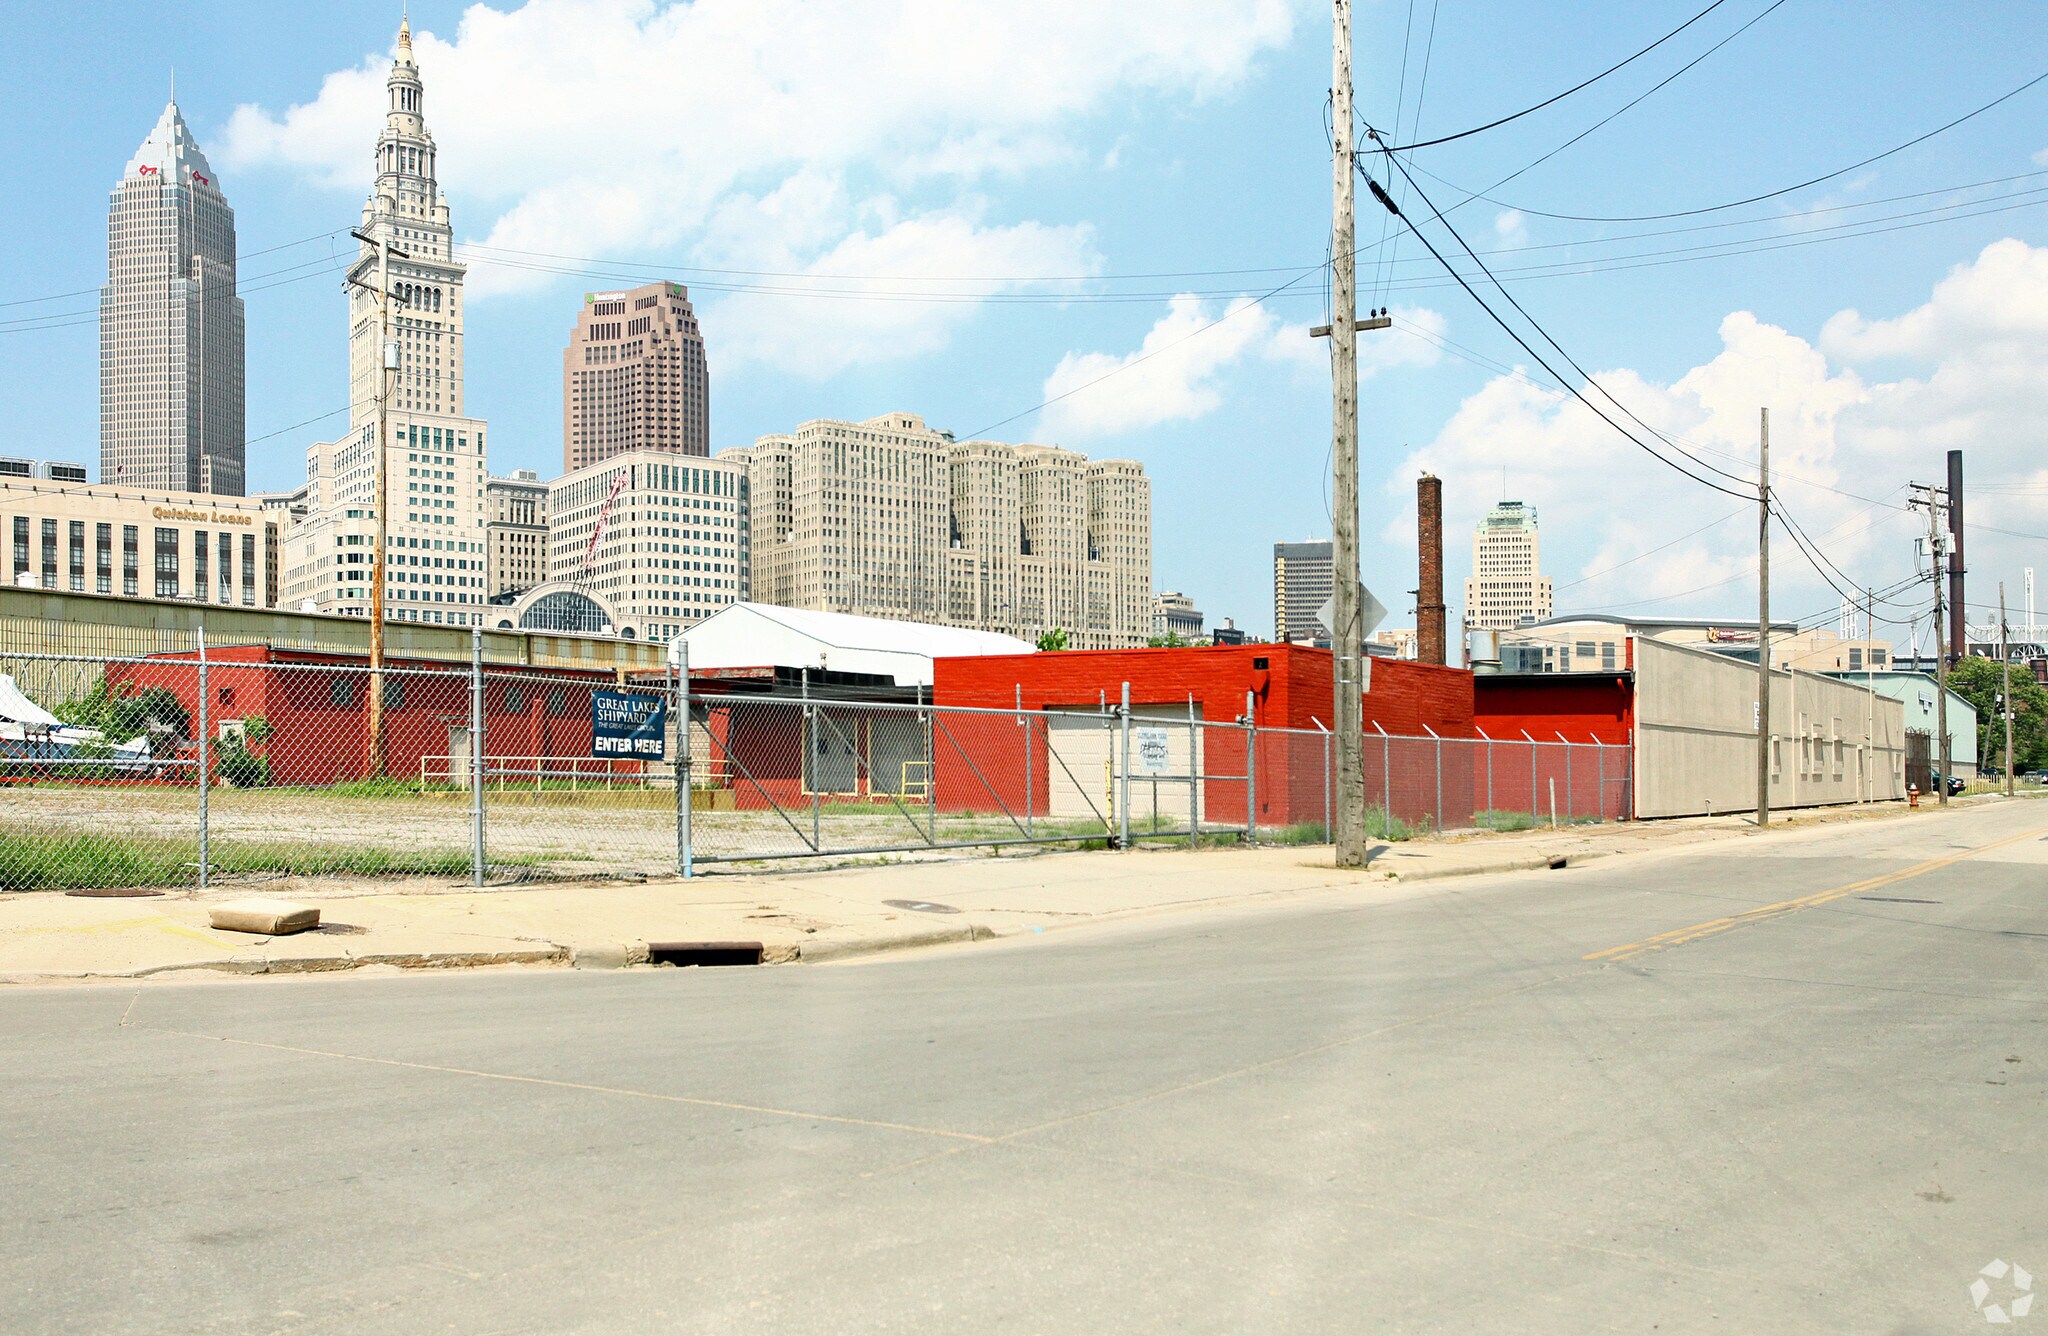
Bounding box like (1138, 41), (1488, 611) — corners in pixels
(216, 715), (272, 788)
(55, 676), (190, 755)
(1145, 631), (1190, 648)
(1036, 627), (1070, 652)
(1946, 655), (2048, 773)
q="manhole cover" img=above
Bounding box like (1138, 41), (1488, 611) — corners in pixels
(64, 887), (165, 898)
(883, 899), (961, 915)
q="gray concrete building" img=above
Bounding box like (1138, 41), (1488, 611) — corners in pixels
(1153, 591), (1204, 641)
(101, 100), (244, 495)
(485, 471), (548, 599)
(1273, 540), (1333, 647)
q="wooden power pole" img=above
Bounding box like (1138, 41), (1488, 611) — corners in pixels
(1756, 407), (1771, 828)
(349, 227), (407, 777)
(1911, 482), (1953, 806)
(1329, 0), (1367, 867)
(2002, 581), (2015, 797)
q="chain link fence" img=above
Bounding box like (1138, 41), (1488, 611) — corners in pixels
(0, 632), (1636, 891)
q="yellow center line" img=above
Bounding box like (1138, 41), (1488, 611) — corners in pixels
(1585, 824), (2047, 964)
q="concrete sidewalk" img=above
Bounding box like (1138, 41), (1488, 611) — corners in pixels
(0, 792), (2024, 984)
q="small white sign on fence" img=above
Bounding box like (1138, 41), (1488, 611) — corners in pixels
(1133, 726), (1172, 776)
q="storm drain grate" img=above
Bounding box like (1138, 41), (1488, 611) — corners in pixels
(646, 941), (763, 968)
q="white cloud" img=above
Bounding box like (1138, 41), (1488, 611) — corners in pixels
(1391, 239), (2048, 622)
(1034, 298), (1443, 442)
(220, 0), (1299, 357)
(1493, 209), (1527, 247)
(709, 207), (1101, 379)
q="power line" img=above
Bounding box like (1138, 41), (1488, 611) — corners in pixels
(1405, 0), (1791, 211)
(1414, 65), (2048, 224)
(1371, 151), (1757, 492)
(1377, 0), (1738, 151)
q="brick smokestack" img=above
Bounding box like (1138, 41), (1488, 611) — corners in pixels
(1417, 472), (1447, 665)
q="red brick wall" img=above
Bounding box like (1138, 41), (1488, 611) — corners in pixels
(932, 644), (1477, 827)
(1472, 674), (1634, 746)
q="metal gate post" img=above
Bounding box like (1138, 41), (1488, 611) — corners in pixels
(1243, 689), (1257, 845)
(1187, 695), (1199, 850)
(1478, 727), (1494, 814)
(924, 685), (937, 842)
(1019, 684), (1032, 838)
(470, 628), (485, 886)
(1379, 722), (1391, 839)
(1322, 723), (1332, 841)
(803, 668), (819, 851)
(1526, 731), (1537, 817)
(1425, 725), (1442, 831)
(1561, 732), (1573, 824)
(1118, 682), (1131, 849)
(677, 640), (693, 878)
(196, 625), (209, 890)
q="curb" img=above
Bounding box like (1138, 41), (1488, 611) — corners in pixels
(1379, 848), (1618, 885)
(797, 923), (995, 964)
(2, 946), (569, 984)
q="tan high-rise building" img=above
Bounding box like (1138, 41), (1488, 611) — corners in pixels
(563, 281), (709, 473)
(1464, 500), (1553, 631)
(726, 413), (1151, 647)
(281, 19), (492, 627)
(485, 470), (547, 598)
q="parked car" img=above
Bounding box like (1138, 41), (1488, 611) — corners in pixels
(1928, 770), (1967, 797)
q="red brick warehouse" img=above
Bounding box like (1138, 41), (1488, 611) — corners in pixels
(933, 643), (1477, 830)
(110, 646), (631, 787)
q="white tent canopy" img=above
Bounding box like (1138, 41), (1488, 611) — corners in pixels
(672, 604), (1033, 687)
(0, 675), (62, 727)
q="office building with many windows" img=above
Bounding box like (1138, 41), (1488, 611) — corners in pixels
(0, 479), (276, 607)
(485, 470), (548, 598)
(1273, 540), (1334, 647)
(545, 451), (748, 644)
(563, 281), (709, 472)
(101, 100), (245, 495)
(1464, 500), (1554, 631)
(726, 413), (1152, 648)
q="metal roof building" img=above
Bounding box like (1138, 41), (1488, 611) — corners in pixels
(673, 603), (1034, 688)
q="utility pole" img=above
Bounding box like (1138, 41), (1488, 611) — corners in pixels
(2002, 581), (2014, 797)
(1327, 0), (1367, 867)
(1910, 482), (1952, 806)
(349, 227), (408, 777)
(1755, 407), (1771, 828)
(1947, 449), (1966, 664)
(1865, 586), (1875, 803)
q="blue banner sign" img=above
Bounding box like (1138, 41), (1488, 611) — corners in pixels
(592, 690), (667, 759)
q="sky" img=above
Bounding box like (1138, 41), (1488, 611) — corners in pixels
(4, 0), (2047, 649)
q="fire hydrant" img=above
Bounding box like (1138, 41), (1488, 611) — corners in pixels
(1907, 783), (1920, 808)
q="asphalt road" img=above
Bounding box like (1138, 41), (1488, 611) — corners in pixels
(4, 801), (2045, 1334)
